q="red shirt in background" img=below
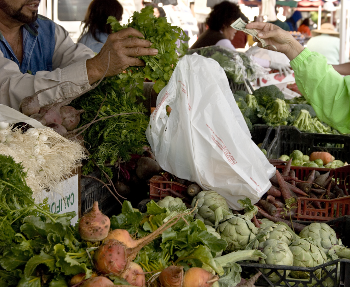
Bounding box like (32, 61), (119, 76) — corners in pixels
(298, 24), (311, 36)
(230, 30), (247, 48)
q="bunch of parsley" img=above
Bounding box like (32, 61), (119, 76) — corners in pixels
(108, 5), (189, 97)
(0, 155), (92, 286)
(72, 77), (150, 177)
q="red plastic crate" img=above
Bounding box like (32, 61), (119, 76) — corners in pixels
(273, 165), (350, 221)
(149, 175), (188, 201)
(296, 196), (350, 221)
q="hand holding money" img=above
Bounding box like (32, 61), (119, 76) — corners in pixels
(231, 18), (269, 48)
(243, 21), (305, 61)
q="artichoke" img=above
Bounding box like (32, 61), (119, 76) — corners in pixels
(300, 222), (350, 260)
(299, 223), (339, 254)
(256, 223), (295, 249)
(157, 196), (186, 210)
(289, 238), (328, 279)
(217, 206), (258, 252)
(191, 190), (232, 226)
(259, 239), (294, 283)
(259, 218), (275, 229)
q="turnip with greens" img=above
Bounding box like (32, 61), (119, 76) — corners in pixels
(60, 105), (84, 131)
(79, 201), (110, 242)
(20, 94), (40, 116)
(121, 262), (146, 287)
(159, 265), (184, 287)
(183, 267), (219, 287)
(94, 211), (188, 276)
(79, 276), (115, 287)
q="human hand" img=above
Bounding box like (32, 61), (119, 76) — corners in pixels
(245, 22), (304, 60)
(86, 27), (158, 84)
(270, 62), (292, 76)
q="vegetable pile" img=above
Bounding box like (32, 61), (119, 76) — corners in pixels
(186, 45), (265, 85)
(70, 6), (189, 184)
(0, 122), (86, 202)
(258, 158), (349, 222)
(279, 150), (346, 169)
(235, 86), (343, 134)
(2, 153), (350, 287)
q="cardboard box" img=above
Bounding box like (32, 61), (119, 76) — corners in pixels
(257, 72), (296, 87)
(41, 172), (80, 225)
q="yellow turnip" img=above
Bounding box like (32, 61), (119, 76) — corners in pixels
(79, 201), (110, 242)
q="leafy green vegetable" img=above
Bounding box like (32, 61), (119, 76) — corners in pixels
(108, 5), (189, 95)
(72, 78), (150, 177)
(187, 46), (260, 84)
(0, 155), (92, 286)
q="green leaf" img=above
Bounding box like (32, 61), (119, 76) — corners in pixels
(177, 245), (224, 275)
(0, 245), (32, 271)
(146, 200), (167, 215)
(53, 244), (91, 276)
(110, 201), (143, 234)
(218, 262), (242, 287)
(17, 276), (41, 287)
(49, 275), (69, 287)
(24, 251), (55, 278)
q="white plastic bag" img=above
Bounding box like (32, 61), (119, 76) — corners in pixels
(146, 54), (275, 209)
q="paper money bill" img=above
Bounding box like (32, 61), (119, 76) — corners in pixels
(231, 18), (267, 47)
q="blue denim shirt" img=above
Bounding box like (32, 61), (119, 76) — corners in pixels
(0, 15), (55, 75)
(78, 30), (108, 54)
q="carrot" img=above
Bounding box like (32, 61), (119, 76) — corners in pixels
(275, 170), (298, 208)
(259, 199), (277, 216)
(334, 185), (345, 197)
(257, 207), (306, 233)
(323, 175), (334, 189)
(252, 215), (261, 228)
(270, 175), (308, 197)
(310, 188), (326, 195)
(297, 170), (315, 193)
(310, 193), (322, 208)
(289, 170), (296, 186)
(282, 158), (293, 176)
(309, 152), (335, 165)
(267, 185), (282, 197)
(314, 171), (330, 188)
(275, 207), (296, 219)
(267, 195), (285, 208)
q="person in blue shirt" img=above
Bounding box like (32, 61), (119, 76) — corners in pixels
(78, 0), (124, 53)
(0, 0), (157, 110)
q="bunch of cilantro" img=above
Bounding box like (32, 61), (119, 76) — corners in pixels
(0, 155), (92, 286)
(108, 5), (189, 97)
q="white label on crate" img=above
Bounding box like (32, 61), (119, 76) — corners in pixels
(41, 175), (79, 225)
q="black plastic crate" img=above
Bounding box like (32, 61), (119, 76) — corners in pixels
(240, 216), (350, 286)
(240, 259), (350, 287)
(80, 171), (119, 217)
(251, 125), (350, 162)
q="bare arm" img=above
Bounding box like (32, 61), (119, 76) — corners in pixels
(332, 62), (350, 76)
